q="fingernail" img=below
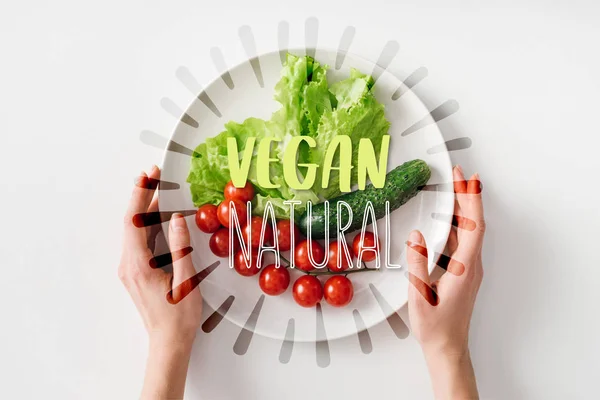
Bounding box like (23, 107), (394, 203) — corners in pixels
(171, 213), (186, 231)
(151, 165), (159, 174)
(473, 172), (480, 180)
(408, 230), (421, 243)
(455, 165), (463, 174)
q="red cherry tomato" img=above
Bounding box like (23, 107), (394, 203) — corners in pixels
(276, 219), (300, 251)
(292, 275), (323, 307)
(352, 231), (380, 262)
(209, 228), (237, 258)
(259, 264), (290, 296)
(294, 239), (325, 272)
(224, 180), (254, 202)
(327, 241), (351, 272)
(195, 204), (221, 233)
(233, 248), (262, 277)
(324, 275), (354, 307)
(217, 199), (247, 228)
(242, 216), (273, 248)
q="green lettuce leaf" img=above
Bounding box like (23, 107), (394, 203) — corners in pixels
(302, 63), (332, 137)
(187, 143), (230, 194)
(190, 185), (224, 206)
(311, 68), (389, 199)
(252, 195), (292, 220)
(329, 68), (374, 108)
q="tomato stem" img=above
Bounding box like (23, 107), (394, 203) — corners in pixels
(309, 267), (379, 276)
(280, 254), (291, 265)
(279, 253), (379, 276)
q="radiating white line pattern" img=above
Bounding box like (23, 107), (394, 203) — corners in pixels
(335, 26), (356, 70)
(160, 97), (199, 128)
(238, 25), (264, 87)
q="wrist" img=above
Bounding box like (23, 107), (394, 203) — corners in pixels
(422, 346), (478, 400)
(143, 330), (195, 400)
(421, 336), (469, 362)
(149, 329), (196, 354)
(424, 346), (471, 370)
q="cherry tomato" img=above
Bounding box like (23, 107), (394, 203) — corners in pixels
(195, 204), (221, 233)
(292, 275), (323, 307)
(276, 219), (300, 251)
(209, 228), (237, 258)
(242, 216), (273, 248)
(224, 180), (254, 202)
(352, 231), (380, 262)
(294, 239), (325, 272)
(324, 275), (354, 307)
(233, 248), (262, 277)
(259, 264), (290, 296)
(327, 241), (351, 272)
(217, 199), (247, 228)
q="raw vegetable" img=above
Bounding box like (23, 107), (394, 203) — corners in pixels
(195, 204), (221, 233)
(276, 219), (300, 252)
(233, 248), (261, 277)
(310, 69), (390, 199)
(292, 275), (323, 308)
(242, 216), (273, 248)
(259, 264), (291, 296)
(293, 239), (325, 272)
(224, 180), (254, 202)
(209, 228), (235, 258)
(323, 275), (354, 307)
(327, 241), (351, 272)
(216, 199), (247, 228)
(353, 231), (379, 262)
(298, 159), (431, 239)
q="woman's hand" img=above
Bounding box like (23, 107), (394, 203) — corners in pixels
(119, 165), (202, 399)
(406, 165), (485, 400)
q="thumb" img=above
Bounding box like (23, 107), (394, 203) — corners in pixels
(406, 230), (437, 306)
(169, 214), (197, 288)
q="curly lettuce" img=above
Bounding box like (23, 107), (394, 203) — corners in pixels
(187, 53), (389, 219)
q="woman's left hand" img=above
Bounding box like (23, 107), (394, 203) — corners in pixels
(119, 165), (202, 399)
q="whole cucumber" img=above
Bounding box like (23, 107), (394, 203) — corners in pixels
(298, 159), (431, 239)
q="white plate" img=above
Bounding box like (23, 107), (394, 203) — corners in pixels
(160, 49), (453, 342)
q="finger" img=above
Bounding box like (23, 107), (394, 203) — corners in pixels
(146, 195), (161, 252)
(148, 194), (159, 214)
(466, 173), (485, 226)
(406, 230), (438, 306)
(144, 165), (161, 204)
(467, 173), (482, 194)
(129, 165), (160, 221)
(452, 214), (477, 231)
(407, 273), (438, 306)
(169, 213), (197, 288)
(446, 226), (458, 255)
(453, 165), (470, 216)
(445, 199), (461, 255)
(453, 165), (468, 194)
(150, 246), (194, 269)
(125, 171), (152, 249)
(453, 174), (486, 259)
(435, 253), (465, 276)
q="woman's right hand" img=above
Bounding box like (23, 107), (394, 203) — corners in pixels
(406, 165), (485, 399)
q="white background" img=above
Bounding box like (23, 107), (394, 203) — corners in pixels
(1, 1), (599, 399)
